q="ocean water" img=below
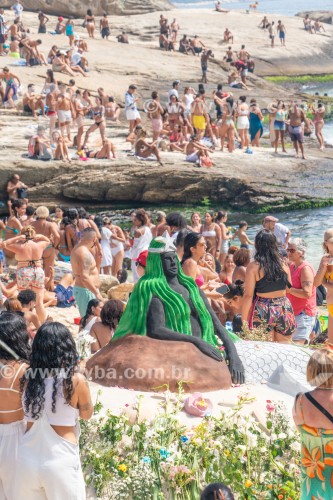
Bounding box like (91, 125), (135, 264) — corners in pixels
(172, 0), (333, 16)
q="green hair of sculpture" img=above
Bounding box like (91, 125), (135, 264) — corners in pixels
(112, 238), (218, 347)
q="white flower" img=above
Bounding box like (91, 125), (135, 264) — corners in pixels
(236, 444), (247, 453)
(132, 425), (140, 433)
(271, 433), (277, 441)
(247, 433), (258, 448)
(290, 441), (301, 452)
(260, 446), (267, 453)
(278, 432), (287, 440)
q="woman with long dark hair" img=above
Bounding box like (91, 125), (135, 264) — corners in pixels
(90, 299), (124, 353)
(3, 198), (26, 265)
(15, 322), (93, 499)
(79, 298), (103, 334)
(182, 232), (217, 287)
(242, 229), (295, 342)
(0, 313), (30, 499)
(200, 211), (222, 258)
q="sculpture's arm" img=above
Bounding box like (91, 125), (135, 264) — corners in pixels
(147, 297), (222, 362)
(199, 290), (245, 384)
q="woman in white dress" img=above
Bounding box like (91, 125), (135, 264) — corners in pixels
(95, 216), (112, 274)
(131, 209), (152, 282)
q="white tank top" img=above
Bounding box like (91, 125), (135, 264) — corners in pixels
(24, 377), (79, 426)
(131, 226), (152, 259)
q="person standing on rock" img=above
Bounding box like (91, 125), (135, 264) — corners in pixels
(100, 14), (110, 40)
(57, 84), (72, 142)
(85, 9), (95, 39)
(31, 206), (60, 282)
(125, 84), (141, 135)
(148, 91), (164, 141)
(277, 20), (286, 46)
(71, 228), (103, 316)
(287, 101), (308, 160)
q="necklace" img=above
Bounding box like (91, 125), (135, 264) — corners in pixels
(316, 387), (333, 390)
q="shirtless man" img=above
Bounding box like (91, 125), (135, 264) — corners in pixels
(232, 221), (253, 248)
(46, 83), (58, 137)
(57, 85), (72, 141)
(191, 35), (206, 55)
(277, 20), (286, 46)
(224, 46), (234, 63)
(287, 102), (308, 160)
(238, 45), (249, 62)
(8, 19), (19, 40)
(23, 84), (45, 119)
(148, 90), (164, 141)
(314, 20), (325, 33)
(268, 22), (275, 48)
(21, 38), (47, 65)
(179, 34), (195, 55)
(170, 18), (180, 41)
(191, 91), (209, 140)
(71, 228), (103, 316)
(224, 28), (233, 44)
(116, 31), (128, 43)
(201, 49), (214, 84)
(185, 135), (214, 163)
(100, 13), (110, 40)
(134, 128), (163, 165)
(97, 87), (109, 106)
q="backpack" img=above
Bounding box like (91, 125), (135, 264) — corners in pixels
(55, 284), (75, 308)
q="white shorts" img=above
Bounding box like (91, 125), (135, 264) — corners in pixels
(221, 240), (229, 253)
(186, 152), (199, 163)
(0, 420), (26, 499)
(126, 108), (140, 121)
(58, 110), (72, 123)
(237, 116), (249, 130)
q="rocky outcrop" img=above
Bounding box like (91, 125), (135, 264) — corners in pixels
(85, 334), (232, 392)
(2, 0), (173, 17)
(296, 11), (333, 24)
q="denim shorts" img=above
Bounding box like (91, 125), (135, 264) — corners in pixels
(292, 312), (316, 342)
(274, 120), (285, 131)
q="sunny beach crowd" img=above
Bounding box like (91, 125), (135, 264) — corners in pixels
(1, 177), (333, 496)
(0, 3), (328, 165)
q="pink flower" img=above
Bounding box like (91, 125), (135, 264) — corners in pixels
(124, 404), (129, 407)
(266, 403), (275, 412)
(218, 346), (225, 351)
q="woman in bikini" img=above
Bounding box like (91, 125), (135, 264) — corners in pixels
(57, 217), (71, 262)
(134, 128), (163, 165)
(73, 89), (87, 152)
(181, 232), (207, 288)
(84, 139), (116, 160)
(4, 198), (26, 265)
(167, 95), (185, 133)
(52, 130), (71, 162)
(0, 312), (30, 500)
(311, 102), (325, 150)
(31, 206), (60, 282)
(2, 226), (50, 323)
(219, 254), (235, 285)
(82, 96), (106, 148)
(85, 9), (95, 39)
(190, 212), (201, 233)
(200, 211), (222, 258)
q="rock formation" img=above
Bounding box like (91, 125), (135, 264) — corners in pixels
(85, 335), (232, 392)
(2, 0), (173, 17)
(296, 11), (333, 24)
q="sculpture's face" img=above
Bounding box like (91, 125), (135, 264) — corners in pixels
(161, 251), (179, 278)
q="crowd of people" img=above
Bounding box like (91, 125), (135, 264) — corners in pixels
(0, 7), (328, 164)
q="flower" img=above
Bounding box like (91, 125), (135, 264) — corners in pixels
(159, 448), (170, 459)
(142, 456), (151, 464)
(180, 435), (189, 443)
(118, 464), (127, 473)
(266, 402), (275, 412)
(244, 479), (253, 488)
(301, 445), (325, 481)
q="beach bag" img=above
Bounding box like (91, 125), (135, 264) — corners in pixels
(200, 156), (213, 168)
(55, 284), (75, 308)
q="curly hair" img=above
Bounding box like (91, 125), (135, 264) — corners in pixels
(21, 225), (36, 240)
(22, 322), (78, 419)
(101, 300), (124, 329)
(12, 199), (26, 217)
(0, 312), (30, 361)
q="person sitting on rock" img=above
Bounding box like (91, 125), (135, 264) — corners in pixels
(112, 233), (245, 384)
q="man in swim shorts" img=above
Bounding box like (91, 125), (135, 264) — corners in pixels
(57, 84), (72, 141)
(277, 20), (286, 46)
(71, 228), (103, 316)
(288, 102), (307, 160)
(191, 90), (208, 139)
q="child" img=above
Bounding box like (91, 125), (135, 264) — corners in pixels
(232, 221), (253, 249)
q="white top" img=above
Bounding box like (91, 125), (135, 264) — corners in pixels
(81, 316), (97, 336)
(24, 378), (79, 426)
(71, 52), (82, 65)
(131, 226), (152, 259)
(184, 94), (194, 113)
(274, 222), (289, 246)
(100, 227), (112, 267)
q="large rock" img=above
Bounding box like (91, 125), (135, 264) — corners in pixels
(2, 0), (173, 17)
(296, 11), (333, 24)
(85, 334), (232, 392)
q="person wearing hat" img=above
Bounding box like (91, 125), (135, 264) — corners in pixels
(263, 215), (291, 249)
(125, 84), (141, 134)
(314, 228), (333, 343)
(55, 17), (65, 35)
(133, 250), (148, 279)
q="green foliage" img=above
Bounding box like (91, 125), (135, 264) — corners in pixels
(80, 390), (301, 499)
(265, 74), (333, 84)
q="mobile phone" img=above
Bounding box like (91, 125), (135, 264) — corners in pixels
(216, 284), (230, 295)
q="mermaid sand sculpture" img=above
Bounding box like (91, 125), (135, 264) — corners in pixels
(87, 233), (245, 391)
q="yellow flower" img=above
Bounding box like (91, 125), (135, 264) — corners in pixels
(118, 464), (127, 473)
(224, 450), (231, 456)
(244, 480), (253, 488)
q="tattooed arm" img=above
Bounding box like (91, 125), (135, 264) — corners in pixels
(287, 265), (314, 299)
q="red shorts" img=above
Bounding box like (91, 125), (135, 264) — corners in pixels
(47, 110), (57, 116)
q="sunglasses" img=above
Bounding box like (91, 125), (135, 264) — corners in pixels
(286, 248), (296, 253)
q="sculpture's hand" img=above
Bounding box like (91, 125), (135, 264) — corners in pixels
(194, 338), (222, 362)
(228, 356), (245, 385)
